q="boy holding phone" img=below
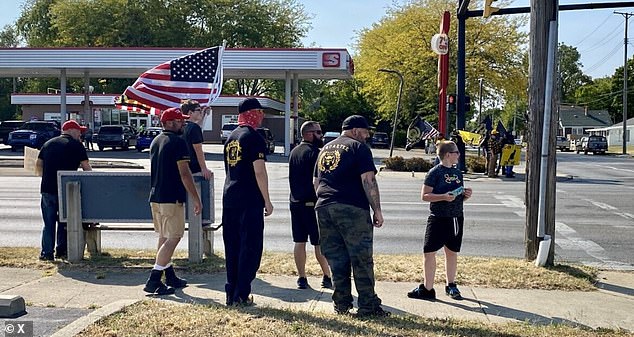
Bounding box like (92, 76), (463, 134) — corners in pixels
(408, 140), (472, 300)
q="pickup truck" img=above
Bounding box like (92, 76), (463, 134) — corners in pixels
(556, 136), (570, 152)
(575, 135), (608, 155)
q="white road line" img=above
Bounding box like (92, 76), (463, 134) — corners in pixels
(583, 198), (634, 223)
(555, 221), (631, 269)
(593, 164), (634, 174)
(494, 195), (525, 209)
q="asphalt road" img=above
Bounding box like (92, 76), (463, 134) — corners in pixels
(0, 144), (632, 270)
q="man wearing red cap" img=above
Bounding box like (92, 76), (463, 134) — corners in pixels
(35, 120), (92, 261)
(144, 108), (202, 295)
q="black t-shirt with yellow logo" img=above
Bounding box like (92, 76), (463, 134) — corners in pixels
(424, 164), (464, 217)
(149, 130), (190, 203)
(314, 135), (376, 210)
(223, 125), (267, 209)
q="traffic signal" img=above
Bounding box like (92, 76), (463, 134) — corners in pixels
(447, 94), (456, 112)
(465, 95), (471, 111)
(484, 0), (500, 18)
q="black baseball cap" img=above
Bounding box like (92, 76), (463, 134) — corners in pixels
(238, 98), (263, 114)
(342, 115), (370, 130)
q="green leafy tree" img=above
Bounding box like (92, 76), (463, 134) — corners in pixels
(574, 77), (614, 111)
(0, 24), (23, 120)
(558, 44), (591, 104)
(355, 0), (528, 133)
(608, 58), (634, 123)
(14, 0), (311, 98)
(303, 80), (375, 132)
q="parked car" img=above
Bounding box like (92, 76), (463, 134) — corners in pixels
(7, 120), (60, 151)
(95, 124), (137, 151)
(556, 136), (570, 152)
(575, 135), (608, 155)
(323, 131), (340, 145)
(135, 127), (162, 152)
(0, 120), (25, 145)
(257, 127), (276, 154)
(220, 123), (239, 144)
(371, 132), (390, 149)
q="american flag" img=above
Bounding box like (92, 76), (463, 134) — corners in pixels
(114, 95), (159, 115)
(420, 120), (441, 140)
(123, 46), (224, 111)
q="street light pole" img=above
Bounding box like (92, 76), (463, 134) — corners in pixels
(378, 68), (404, 158)
(478, 78), (483, 156)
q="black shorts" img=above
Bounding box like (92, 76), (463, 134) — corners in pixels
(423, 215), (464, 253)
(290, 202), (320, 245)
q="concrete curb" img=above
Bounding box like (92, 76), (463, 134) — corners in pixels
(50, 299), (139, 337)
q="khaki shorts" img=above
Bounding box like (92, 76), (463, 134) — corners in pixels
(150, 202), (186, 239)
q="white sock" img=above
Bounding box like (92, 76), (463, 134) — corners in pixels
(153, 264), (166, 271)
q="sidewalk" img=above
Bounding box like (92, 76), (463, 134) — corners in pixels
(1, 267), (633, 336)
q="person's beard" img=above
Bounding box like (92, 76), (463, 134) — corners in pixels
(312, 137), (324, 148)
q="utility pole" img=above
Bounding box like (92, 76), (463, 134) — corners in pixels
(526, 0), (558, 264)
(615, 11), (632, 155)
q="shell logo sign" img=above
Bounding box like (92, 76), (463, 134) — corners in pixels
(322, 52), (341, 67)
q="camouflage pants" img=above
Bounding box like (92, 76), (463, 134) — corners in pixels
(316, 203), (382, 313)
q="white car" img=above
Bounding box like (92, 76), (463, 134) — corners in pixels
(220, 123), (238, 144)
(323, 131), (340, 144)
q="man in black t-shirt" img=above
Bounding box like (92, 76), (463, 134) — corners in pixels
(36, 120), (92, 261)
(145, 108), (202, 296)
(180, 99), (212, 180)
(222, 97), (273, 306)
(314, 115), (388, 317)
(289, 121), (332, 290)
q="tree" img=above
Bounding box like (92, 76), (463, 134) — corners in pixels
(0, 24), (23, 120)
(303, 80), (375, 132)
(13, 0), (311, 98)
(354, 0), (528, 133)
(608, 58), (634, 123)
(558, 44), (591, 104)
(574, 77), (614, 111)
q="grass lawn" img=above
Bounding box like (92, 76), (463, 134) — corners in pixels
(75, 300), (633, 337)
(0, 247), (597, 291)
(2, 247), (629, 337)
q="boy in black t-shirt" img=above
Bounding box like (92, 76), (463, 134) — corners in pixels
(181, 99), (212, 180)
(408, 140), (473, 301)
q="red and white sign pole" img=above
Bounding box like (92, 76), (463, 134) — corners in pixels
(434, 11), (451, 136)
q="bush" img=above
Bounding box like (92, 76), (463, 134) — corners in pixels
(382, 156), (434, 172)
(405, 157), (434, 172)
(382, 156), (406, 171)
(466, 155), (486, 173)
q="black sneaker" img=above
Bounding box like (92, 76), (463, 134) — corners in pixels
(297, 277), (308, 289)
(334, 303), (353, 315)
(356, 307), (391, 318)
(233, 295), (254, 307)
(39, 254), (54, 261)
(445, 283), (462, 300)
(407, 284), (436, 301)
(321, 275), (332, 289)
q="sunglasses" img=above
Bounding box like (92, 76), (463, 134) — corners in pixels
(310, 130), (323, 135)
(449, 151), (460, 154)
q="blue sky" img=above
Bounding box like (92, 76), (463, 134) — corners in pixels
(2, 0), (634, 79)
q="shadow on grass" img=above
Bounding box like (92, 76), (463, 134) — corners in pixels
(222, 304), (524, 337)
(547, 264), (597, 284)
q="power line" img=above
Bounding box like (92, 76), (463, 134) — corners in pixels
(571, 12), (613, 47)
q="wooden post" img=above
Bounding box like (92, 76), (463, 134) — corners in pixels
(526, 0), (558, 263)
(187, 182), (203, 263)
(66, 182), (85, 262)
